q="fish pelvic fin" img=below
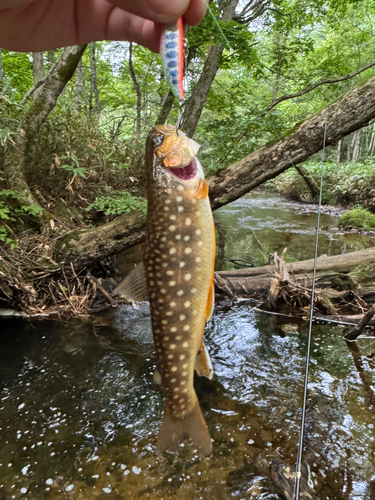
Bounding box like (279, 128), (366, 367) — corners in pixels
(205, 281), (215, 322)
(158, 401), (212, 455)
(195, 342), (214, 380)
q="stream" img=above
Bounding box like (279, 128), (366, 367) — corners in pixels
(1, 192), (375, 499)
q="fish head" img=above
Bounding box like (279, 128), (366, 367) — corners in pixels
(146, 125), (204, 189)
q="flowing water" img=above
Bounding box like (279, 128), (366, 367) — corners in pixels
(1, 192), (375, 500)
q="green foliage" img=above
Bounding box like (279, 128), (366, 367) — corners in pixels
(86, 191), (147, 216)
(340, 207), (375, 229)
(270, 159), (375, 208)
(0, 189), (42, 247)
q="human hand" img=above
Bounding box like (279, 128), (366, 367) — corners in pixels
(0, 0), (207, 52)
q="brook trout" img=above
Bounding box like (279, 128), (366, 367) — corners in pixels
(114, 125), (215, 453)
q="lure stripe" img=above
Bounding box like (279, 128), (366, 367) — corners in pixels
(161, 18), (184, 101)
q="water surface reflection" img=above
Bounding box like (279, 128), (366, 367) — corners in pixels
(1, 300), (375, 499)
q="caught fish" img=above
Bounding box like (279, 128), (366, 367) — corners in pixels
(114, 125), (215, 453)
(160, 18), (185, 101)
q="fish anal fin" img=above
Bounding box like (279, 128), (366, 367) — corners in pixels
(195, 342), (214, 380)
(158, 401), (212, 455)
(205, 281), (215, 322)
(192, 178), (209, 200)
(112, 262), (148, 302)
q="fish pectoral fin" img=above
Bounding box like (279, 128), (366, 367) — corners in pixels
(205, 281), (215, 323)
(153, 368), (162, 385)
(158, 400), (212, 455)
(191, 178), (209, 200)
(195, 342), (214, 380)
(112, 262), (149, 302)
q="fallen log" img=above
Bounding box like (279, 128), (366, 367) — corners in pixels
(214, 247), (375, 313)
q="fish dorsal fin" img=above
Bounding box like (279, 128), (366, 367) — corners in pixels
(192, 178), (209, 200)
(113, 262), (149, 302)
(205, 281), (215, 322)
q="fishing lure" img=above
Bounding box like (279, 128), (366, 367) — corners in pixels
(160, 18), (185, 101)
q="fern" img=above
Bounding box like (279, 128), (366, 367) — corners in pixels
(86, 191), (147, 216)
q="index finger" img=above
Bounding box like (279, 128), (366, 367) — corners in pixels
(107, 0), (207, 26)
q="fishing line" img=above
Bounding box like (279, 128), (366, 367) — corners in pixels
(294, 114), (327, 500)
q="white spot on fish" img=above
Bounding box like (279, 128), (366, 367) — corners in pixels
(185, 248), (192, 254)
(175, 234), (181, 240)
(185, 217), (191, 225)
(178, 206), (184, 212)
(177, 185), (184, 191)
(197, 241), (203, 247)
(166, 311), (173, 316)
(169, 247), (176, 255)
(184, 273), (191, 281)
(170, 327), (177, 332)
(170, 301), (176, 307)
(170, 344), (177, 350)
(184, 301), (191, 308)
(179, 261), (185, 268)
(196, 229), (202, 235)
(171, 366), (178, 372)
(169, 225), (176, 231)
(171, 378), (177, 383)
(191, 287), (197, 293)
(169, 281), (176, 286)
(195, 257), (202, 263)
(183, 325), (190, 331)
(161, 289), (167, 294)
(163, 336), (169, 341)
(182, 342), (189, 348)
(166, 188), (173, 194)
(183, 235), (190, 241)
(167, 270), (174, 276)
(170, 215), (177, 220)
(180, 314), (186, 321)
(180, 354), (185, 360)
(162, 320), (168, 325)
(164, 206), (169, 211)
(177, 290), (184, 296)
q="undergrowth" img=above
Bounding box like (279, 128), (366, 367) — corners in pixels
(269, 159), (375, 209)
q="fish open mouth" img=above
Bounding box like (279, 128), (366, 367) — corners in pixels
(168, 158), (197, 180)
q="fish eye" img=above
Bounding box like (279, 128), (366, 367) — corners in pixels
(153, 134), (164, 147)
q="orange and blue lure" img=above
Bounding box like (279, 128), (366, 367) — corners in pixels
(160, 18), (185, 101)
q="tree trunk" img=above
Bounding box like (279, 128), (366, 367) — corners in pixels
(89, 42), (100, 120)
(336, 139), (342, 167)
(128, 43), (142, 139)
(182, 0), (240, 137)
(182, 44), (224, 137)
(208, 75), (375, 210)
(32, 52), (45, 98)
(352, 129), (361, 161)
(3, 45), (87, 217)
(52, 74), (375, 268)
(294, 165), (320, 198)
(155, 90), (175, 125)
(75, 58), (85, 111)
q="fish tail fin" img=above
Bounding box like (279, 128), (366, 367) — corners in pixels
(158, 402), (212, 455)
